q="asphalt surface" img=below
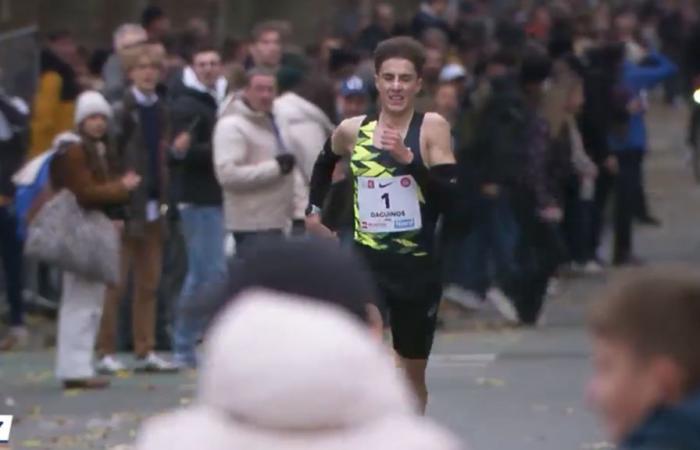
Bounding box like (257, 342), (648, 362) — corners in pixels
(0, 102), (697, 450)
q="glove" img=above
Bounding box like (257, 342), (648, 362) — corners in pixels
(276, 153), (296, 175)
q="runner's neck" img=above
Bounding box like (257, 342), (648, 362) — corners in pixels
(378, 107), (415, 130)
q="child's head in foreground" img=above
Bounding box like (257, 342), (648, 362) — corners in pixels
(587, 267), (700, 442)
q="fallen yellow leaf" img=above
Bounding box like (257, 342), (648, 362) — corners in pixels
(476, 377), (506, 387)
(63, 388), (83, 397)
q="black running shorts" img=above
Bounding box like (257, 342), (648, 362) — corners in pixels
(356, 246), (442, 360)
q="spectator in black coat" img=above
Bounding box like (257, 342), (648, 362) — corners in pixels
(168, 43), (229, 368)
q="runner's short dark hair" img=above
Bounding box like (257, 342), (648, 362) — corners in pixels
(589, 267), (700, 394)
(374, 37), (426, 77)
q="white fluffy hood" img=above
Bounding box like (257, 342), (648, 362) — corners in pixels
(136, 291), (464, 450)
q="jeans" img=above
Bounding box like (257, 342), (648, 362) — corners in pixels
(173, 206), (227, 365)
(443, 193), (518, 297)
(0, 205), (23, 326)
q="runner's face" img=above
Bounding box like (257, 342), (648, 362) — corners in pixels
(375, 58), (422, 114)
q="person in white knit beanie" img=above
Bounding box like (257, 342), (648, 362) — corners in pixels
(74, 91), (113, 127)
(136, 290), (466, 450)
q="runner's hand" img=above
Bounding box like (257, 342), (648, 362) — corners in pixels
(304, 213), (337, 240)
(380, 125), (414, 165)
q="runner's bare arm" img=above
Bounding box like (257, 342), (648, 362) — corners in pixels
(305, 117), (365, 240)
(423, 112), (456, 167)
(409, 113), (461, 214)
(331, 116), (365, 156)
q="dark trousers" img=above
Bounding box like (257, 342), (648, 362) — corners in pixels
(507, 191), (566, 324)
(634, 152), (652, 220)
(232, 230), (284, 257)
(562, 180), (594, 264)
(592, 169), (614, 258)
(0, 205), (23, 326)
(614, 152), (643, 262)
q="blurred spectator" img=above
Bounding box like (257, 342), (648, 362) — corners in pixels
(336, 75), (370, 121)
(0, 93), (29, 351)
(433, 81), (460, 126)
(439, 63), (469, 102)
(357, 2), (397, 55)
(96, 44), (178, 373)
(141, 5), (171, 43)
(169, 43), (228, 368)
(411, 0), (451, 40)
(443, 62), (523, 318)
(214, 68), (298, 249)
(415, 46), (445, 112)
(136, 289), (463, 450)
(658, 1), (687, 105)
(29, 31), (80, 158)
(195, 238), (383, 337)
(588, 268), (700, 450)
(50, 91), (140, 389)
(608, 43), (676, 266)
(185, 17), (211, 43)
(526, 5), (553, 43)
(508, 50), (563, 325)
(102, 24), (148, 103)
(248, 21), (283, 72)
(276, 68), (335, 226)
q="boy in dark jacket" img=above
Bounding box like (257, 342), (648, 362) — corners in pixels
(588, 268), (700, 450)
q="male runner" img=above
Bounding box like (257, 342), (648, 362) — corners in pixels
(306, 36), (458, 412)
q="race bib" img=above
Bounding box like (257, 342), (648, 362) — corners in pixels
(357, 175), (422, 233)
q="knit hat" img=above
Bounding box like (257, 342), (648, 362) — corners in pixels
(74, 91), (113, 126)
(136, 291), (465, 450)
(196, 238), (379, 327)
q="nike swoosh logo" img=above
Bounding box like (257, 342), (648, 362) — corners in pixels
(379, 182), (393, 188)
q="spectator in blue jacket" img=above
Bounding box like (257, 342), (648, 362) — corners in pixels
(608, 49), (676, 266)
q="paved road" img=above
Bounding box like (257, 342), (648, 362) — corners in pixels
(1, 103), (697, 450)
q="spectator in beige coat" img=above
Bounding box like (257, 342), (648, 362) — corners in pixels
(213, 68), (302, 249)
